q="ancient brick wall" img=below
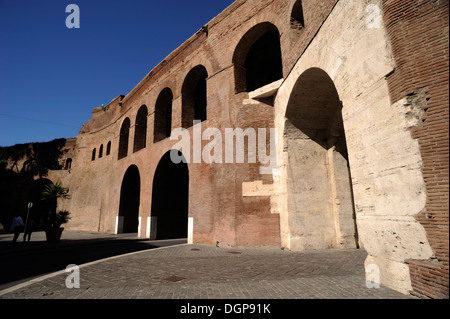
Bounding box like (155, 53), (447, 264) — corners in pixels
(27, 0), (447, 298)
(64, 0), (342, 249)
(382, 0), (449, 299)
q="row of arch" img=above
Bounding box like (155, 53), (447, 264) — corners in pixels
(117, 64), (208, 161)
(92, 141), (111, 161)
(118, 66), (357, 243)
(115, 1), (306, 160)
(118, 150), (189, 239)
(116, 63), (357, 245)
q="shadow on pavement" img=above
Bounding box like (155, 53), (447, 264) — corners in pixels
(0, 232), (186, 289)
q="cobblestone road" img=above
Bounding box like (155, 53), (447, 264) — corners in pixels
(0, 243), (413, 299)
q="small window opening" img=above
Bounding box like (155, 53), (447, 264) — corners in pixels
(106, 141), (111, 156)
(118, 118), (130, 160)
(65, 158), (72, 170)
(291, 1), (305, 30)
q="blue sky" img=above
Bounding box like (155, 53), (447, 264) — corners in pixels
(0, 0), (232, 147)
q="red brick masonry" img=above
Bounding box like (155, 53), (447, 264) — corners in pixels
(383, 0), (449, 299)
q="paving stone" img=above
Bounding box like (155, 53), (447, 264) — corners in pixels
(0, 244), (414, 299)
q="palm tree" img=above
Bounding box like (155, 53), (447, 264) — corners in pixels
(41, 182), (70, 229)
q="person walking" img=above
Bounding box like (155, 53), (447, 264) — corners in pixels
(11, 214), (24, 246)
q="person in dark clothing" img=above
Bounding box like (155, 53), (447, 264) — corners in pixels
(11, 215), (24, 245)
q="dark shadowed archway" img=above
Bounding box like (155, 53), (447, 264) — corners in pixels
(154, 88), (173, 143)
(118, 165), (140, 233)
(118, 118), (131, 160)
(151, 150), (189, 239)
(134, 105), (148, 152)
(233, 22), (283, 93)
(182, 65), (208, 128)
(290, 0), (305, 30)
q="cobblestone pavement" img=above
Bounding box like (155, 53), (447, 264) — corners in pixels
(0, 243), (413, 299)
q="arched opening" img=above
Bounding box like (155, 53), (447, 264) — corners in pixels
(106, 141), (111, 156)
(118, 118), (130, 160)
(290, 0), (305, 30)
(65, 158), (72, 170)
(284, 67), (358, 250)
(99, 144), (104, 158)
(182, 65), (208, 128)
(151, 150), (189, 239)
(134, 105), (148, 152)
(233, 22), (283, 93)
(118, 165), (140, 234)
(154, 88), (173, 143)
(91, 148), (96, 161)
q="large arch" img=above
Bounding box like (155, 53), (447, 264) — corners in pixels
(274, 0), (434, 294)
(118, 165), (140, 233)
(134, 105), (148, 152)
(154, 88), (173, 143)
(284, 67), (358, 251)
(151, 150), (189, 239)
(118, 118), (131, 160)
(181, 65), (208, 128)
(233, 22), (283, 93)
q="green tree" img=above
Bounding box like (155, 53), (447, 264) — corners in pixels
(41, 182), (71, 228)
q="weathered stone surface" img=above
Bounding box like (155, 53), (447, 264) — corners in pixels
(1, 0), (447, 298)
